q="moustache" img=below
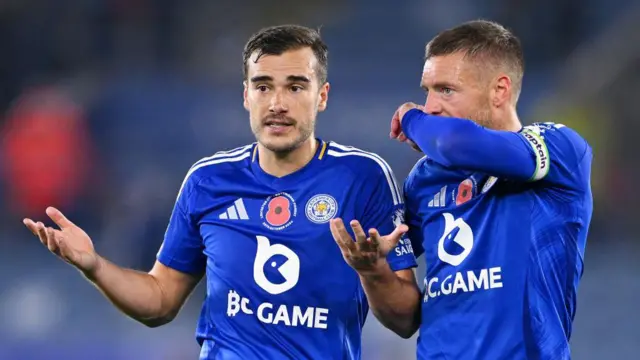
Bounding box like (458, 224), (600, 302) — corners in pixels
(263, 115), (296, 126)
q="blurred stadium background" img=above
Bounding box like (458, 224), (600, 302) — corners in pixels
(0, 0), (638, 359)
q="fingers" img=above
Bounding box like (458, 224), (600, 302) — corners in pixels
(369, 224), (408, 251)
(368, 228), (381, 247)
(24, 217), (62, 252)
(388, 224), (409, 242)
(350, 220), (376, 252)
(390, 110), (401, 139)
(349, 220), (367, 244)
(329, 218), (356, 253)
(351, 220), (380, 255)
(46, 207), (75, 230)
(23, 218), (39, 237)
(24, 219), (61, 253)
(392, 102), (424, 140)
(23, 214), (79, 265)
(36, 222), (49, 247)
(46, 227), (59, 253)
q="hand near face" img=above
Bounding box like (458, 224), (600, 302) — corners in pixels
(390, 102), (424, 153)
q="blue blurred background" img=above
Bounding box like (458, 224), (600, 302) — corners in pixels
(1, 0), (639, 359)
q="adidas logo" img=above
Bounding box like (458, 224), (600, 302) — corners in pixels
(428, 186), (447, 208)
(219, 198), (249, 220)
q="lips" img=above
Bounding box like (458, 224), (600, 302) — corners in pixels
(264, 118), (294, 127)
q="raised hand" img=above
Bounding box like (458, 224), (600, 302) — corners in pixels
(390, 102), (424, 153)
(330, 218), (408, 275)
(23, 207), (99, 275)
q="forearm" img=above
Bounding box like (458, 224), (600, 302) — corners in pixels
(84, 256), (170, 327)
(359, 265), (421, 338)
(401, 109), (536, 180)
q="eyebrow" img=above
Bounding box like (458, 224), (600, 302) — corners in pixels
(250, 75), (311, 83)
(421, 81), (456, 91)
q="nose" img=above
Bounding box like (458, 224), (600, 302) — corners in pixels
(269, 90), (288, 114)
(424, 92), (443, 115)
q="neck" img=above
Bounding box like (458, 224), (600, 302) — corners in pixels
(258, 137), (318, 178)
(496, 106), (522, 132)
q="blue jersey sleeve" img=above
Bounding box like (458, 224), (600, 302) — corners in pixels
(401, 109), (591, 188)
(156, 168), (207, 276)
(358, 160), (417, 272)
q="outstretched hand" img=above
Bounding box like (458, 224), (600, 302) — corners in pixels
(23, 207), (99, 275)
(330, 218), (408, 275)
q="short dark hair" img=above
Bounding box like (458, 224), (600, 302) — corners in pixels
(426, 20), (524, 98)
(243, 24), (329, 84)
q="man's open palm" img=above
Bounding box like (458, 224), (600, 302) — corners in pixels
(23, 207), (98, 274)
(330, 218), (408, 275)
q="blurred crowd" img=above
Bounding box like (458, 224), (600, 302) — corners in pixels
(0, 1), (638, 359)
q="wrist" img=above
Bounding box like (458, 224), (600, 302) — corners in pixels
(82, 253), (104, 282)
(400, 108), (425, 139)
(358, 260), (396, 284)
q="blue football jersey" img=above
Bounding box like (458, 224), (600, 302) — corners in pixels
(403, 122), (593, 360)
(157, 139), (417, 360)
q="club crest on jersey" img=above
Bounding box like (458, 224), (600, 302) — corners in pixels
(305, 194), (338, 224)
(260, 192), (297, 231)
(392, 208), (405, 227)
(455, 178), (476, 206)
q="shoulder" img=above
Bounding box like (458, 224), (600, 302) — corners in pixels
(521, 122), (591, 178)
(177, 143), (255, 197)
(522, 122), (590, 155)
(325, 141), (402, 204)
(187, 143), (254, 180)
(404, 155), (429, 190)
(407, 155), (429, 177)
(325, 141), (397, 177)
